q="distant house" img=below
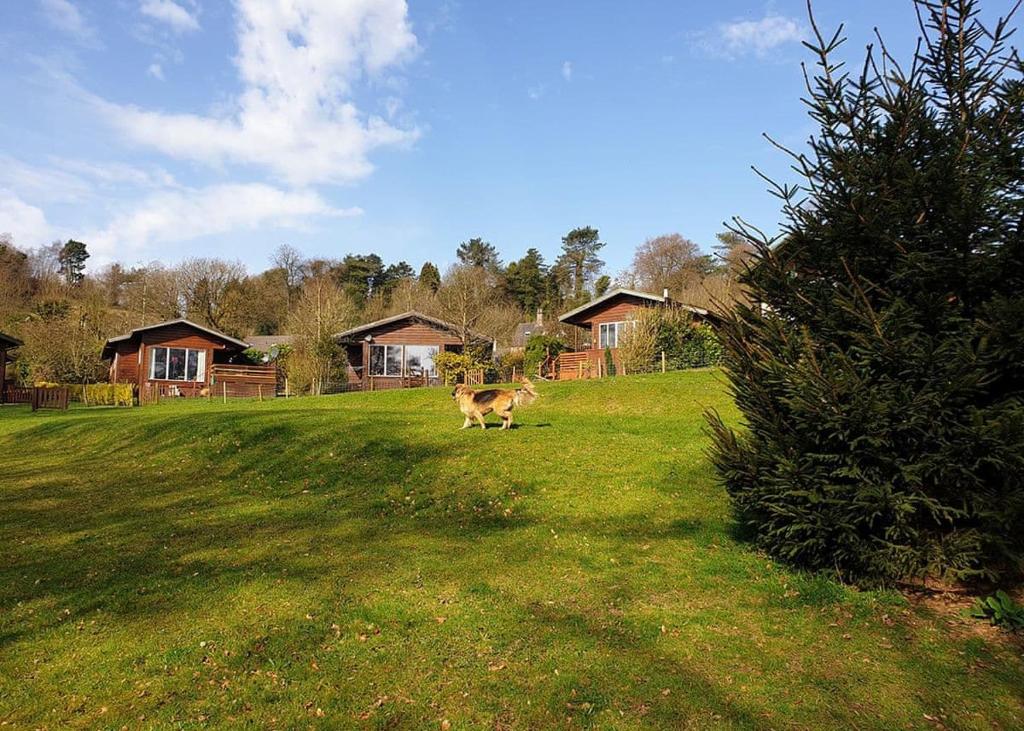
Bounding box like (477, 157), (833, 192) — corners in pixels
(553, 288), (714, 379)
(336, 311), (493, 390)
(510, 309), (549, 351)
(0, 332), (21, 404)
(246, 335), (295, 361)
(102, 319), (267, 397)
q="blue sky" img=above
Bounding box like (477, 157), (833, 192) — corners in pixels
(0, 1), (930, 277)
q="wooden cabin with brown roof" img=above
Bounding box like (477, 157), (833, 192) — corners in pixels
(336, 311), (493, 390)
(554, 288), (714, 379)
(0, 332), (21, 404)
(102, 319), (273, 398)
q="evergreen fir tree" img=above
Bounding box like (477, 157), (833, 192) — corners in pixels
(419, 261), (441, 292)
(707, 0), (1024, 584)
(57, 239), (89, 286)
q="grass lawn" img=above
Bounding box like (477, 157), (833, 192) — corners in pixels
(1, 370), (1022, 729)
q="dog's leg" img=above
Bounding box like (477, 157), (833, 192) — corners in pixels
(499, 410), (512, 429)
(476, 413), (487, 430)
(460, 416), (473, 430)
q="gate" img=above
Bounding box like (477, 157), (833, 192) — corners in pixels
(31, 387), (70, 411)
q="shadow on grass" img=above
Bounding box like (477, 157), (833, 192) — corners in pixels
(0, 409), (540, 649)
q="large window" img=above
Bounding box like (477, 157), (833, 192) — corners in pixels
(369, 345), (403, 376)
(598, 321), (632, 349)
(150, 347), (206, 382)
(404, 345), (438, 377)
(369, 344), (439, 377)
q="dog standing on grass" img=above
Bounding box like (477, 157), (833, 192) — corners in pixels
(452, 378), (537, 430)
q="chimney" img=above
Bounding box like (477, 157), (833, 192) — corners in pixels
(662, 288), (669, 300)
(536, 308), (544, 327)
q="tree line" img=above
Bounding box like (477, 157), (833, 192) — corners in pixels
(0, 227), (751, 387)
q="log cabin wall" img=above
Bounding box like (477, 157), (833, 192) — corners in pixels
(113, 324), (242, 390)
(577, 294), (657, 345)
(347, 318), (466, 386)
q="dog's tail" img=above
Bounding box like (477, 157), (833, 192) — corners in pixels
(515, 377), (538, 407)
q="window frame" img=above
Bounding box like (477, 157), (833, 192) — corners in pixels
(149, 346), (206, 382)
(369, 344), (404, 377)
(404, 345), (439, 377)
(598, 320), (635, 349)
(369, 344), (441, 377)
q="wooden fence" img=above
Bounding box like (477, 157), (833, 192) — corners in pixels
(4, 385), (33, 404)
(210, 364), (278, 399)
(31, 387), (69, 411)
(548, 351), (596, 380)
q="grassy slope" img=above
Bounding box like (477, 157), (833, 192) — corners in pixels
(1, 371), (1021, 729)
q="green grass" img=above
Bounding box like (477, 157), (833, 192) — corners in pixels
(1, 370), (1021, 729)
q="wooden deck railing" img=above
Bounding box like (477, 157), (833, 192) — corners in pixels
(550, 349), (626, 380)
(210, 363), (278, 398)
(552, 351), (595, 380)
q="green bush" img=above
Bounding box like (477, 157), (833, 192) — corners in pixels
(707, 2), (1024, 584)
(433, 350), (491, 384)
(677, 324), (722, 368)
(524, 334), (568, 377)
(68, 383), (134, 407)
(604, 346), (616, 377)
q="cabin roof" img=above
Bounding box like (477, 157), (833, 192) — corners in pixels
(336, 311), (492, 344)
(102, 319), (250, 359)
(558, 288), (710, 325)
(0, 332), (22, 349)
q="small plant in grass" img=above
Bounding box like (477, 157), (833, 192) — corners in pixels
(603, 346), (616, 377)
(969, 591), (1024, 630)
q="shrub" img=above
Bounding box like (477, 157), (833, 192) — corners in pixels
(433, 350), (491, 384)
(498, 349), (525, 381)
(68, 383), (134, 406)
(618, 309), (659, 373)
(706, 1), (1024, 584)
(619, 308), (722, 372)
(603, 346), (616, 377)
(677, 324), (722, 368)
(524, 334), (568, 377)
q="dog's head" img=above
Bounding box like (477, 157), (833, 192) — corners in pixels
(451, 384), (470, 400)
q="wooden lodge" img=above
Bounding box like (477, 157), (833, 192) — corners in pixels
(102, 319), (275, 399)
(0, 332), (21, 404)
(336, 311), (493, 391)
(552, 288), (713, 379)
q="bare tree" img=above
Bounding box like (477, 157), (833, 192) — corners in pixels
(286, 276), (356, 395)
(435, 265), (497, 346)
(272, 244), (308, 305)
(626, 234), (712, 297)
(176, 258), (247, 332)
(0, 235), (33, 325)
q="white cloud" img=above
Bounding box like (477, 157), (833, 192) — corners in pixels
(139, 0), (200, 33)
(0, 156), (92, 203)
(147, 62), (165, 80)
(527, 84), (545, 101)
(39, 0), (98, 45)
(695, 14), (806, 59)
(0, 156), (177, 203)
(0, 191), (58, 248)
(101, 0), (420, 186)
(49, 157), (178, 189)
(86, 184), (359, 260)
(561, 61), (573, 82)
